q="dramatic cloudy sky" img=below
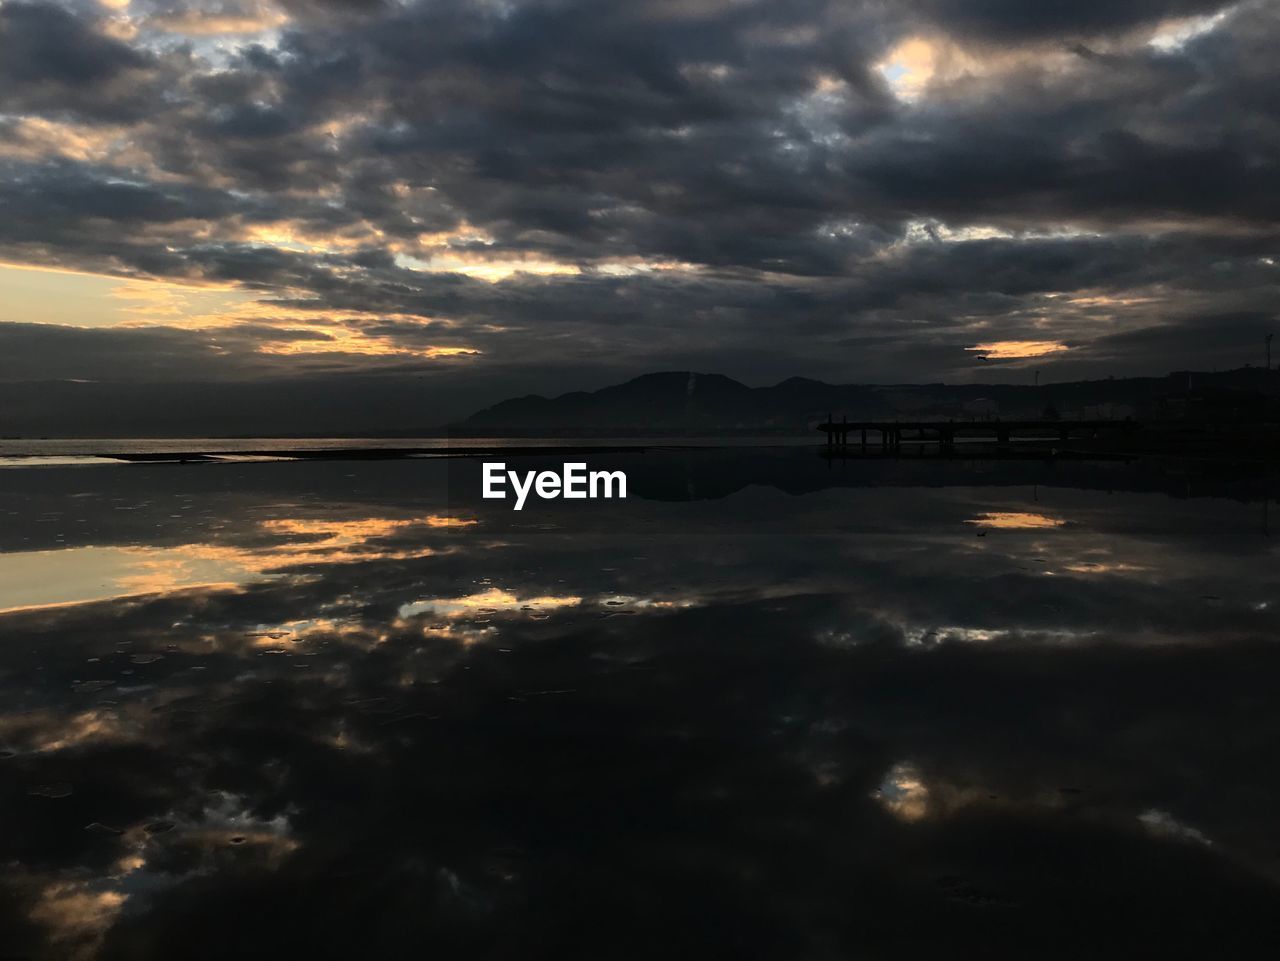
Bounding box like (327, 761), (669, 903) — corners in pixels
(0, 0), (1277, 430)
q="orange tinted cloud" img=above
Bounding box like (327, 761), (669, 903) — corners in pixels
(965, 511), (1067, 530)
(967, 340), (1069, 360)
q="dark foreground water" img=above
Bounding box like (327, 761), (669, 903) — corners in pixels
(1, 450), (1278, 959)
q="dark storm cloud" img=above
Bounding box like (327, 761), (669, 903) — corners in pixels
(0, 0), (1277, 427)
(0, 1), (162, 120)
(0, 163), (236, 230)
(913, 0), (1237, 41)
(0, 2), (146, 84)
(0, 321), (326, 382)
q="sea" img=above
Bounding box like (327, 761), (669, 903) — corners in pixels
(0, 435), (816, 468)
(0, 442), (1277, 957)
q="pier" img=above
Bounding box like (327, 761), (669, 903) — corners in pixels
(818, 417), (1137, 452)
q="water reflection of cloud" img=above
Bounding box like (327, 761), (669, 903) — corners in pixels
(0, 545), (262, 613)
(2, 460), (1279, 956)
(3, 706), (139, 755)
(21, 789), (300, 958)
(424, 515), (479, 529)
(1062, 560), (1150, 575)
(398, 587), (583, 620)
(0, 514), (455, 613)
(259, 516), (422, 545)
(965, 511), (1067, 530)
(1139, 809), (1212, 847)
(29, 882), (127, 955)
(874, 761), (930, 821)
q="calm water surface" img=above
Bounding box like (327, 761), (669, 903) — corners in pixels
(1, 450), (1278, 959)
(0, 436), (815, 469)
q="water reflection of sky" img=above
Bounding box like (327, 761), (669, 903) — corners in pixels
(1, 454), (1278, 958)
(0, 515), (464, 613)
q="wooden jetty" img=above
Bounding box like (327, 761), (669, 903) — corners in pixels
(818, 416), (1136, 452)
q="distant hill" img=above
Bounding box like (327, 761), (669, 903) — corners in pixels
(457, 368), (1280, 432)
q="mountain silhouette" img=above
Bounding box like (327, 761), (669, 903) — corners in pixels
(458, 368), (1280, 431)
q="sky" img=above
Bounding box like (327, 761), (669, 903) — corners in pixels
(0, 0), (1277, 431)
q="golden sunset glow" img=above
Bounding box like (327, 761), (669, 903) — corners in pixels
(425, 515), (480, 528)
(108, 278), (259, 326)
(967, 341), (1070, 360)
(0, 516), (453, 613)
(257, 516), (419, 540)
(0, 262), (254, 328)
(257, 333), (481, 359)
(1063, 561), (1149, 574)
(0, 705), (135, 755)
(2, 1), (1277, 957)
(148, 11), (290, 36)
(239, 220), (385, 254)
(29, 885), (128, 945)
(965, 512), (1067, 530)
(875, 37), (938, 100)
